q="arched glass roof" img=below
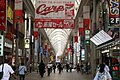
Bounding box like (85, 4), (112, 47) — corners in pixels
(32, 0), (82, 56)
(45, 29), (72, 56)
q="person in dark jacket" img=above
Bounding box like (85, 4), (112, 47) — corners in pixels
(53, 64), (56, 73)
(66, 63), (69, 72)
(39, 60), (45, 77)
(57, 63), (62, 74)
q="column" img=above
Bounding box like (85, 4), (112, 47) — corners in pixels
(24, 12), (27, 65)
(28, 14), (32, 66)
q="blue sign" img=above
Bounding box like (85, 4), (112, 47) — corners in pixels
(40, 47), (42, 54)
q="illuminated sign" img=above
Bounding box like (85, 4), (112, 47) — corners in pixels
(109, 0), (120, 24)
(112, 66), (119, 71)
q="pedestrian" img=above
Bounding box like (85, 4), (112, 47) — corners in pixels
(69, 63), (72, 72)
(76, 64), (80, 72)
(39, 60), (45, 77)
(96, 62), (110, 73)
(0, 59), (18, 80)
(37, 62), (39, 73)
(66, 63), (69, 72)
(29, 64), (32, 73)
(94, 64), (112, 80)
(57, 63), (62, 74)
(47, 61), (52, 76)
(18, 63), (27, 80)
(53, 63), (56, 73)
(104, 62), (110, 72)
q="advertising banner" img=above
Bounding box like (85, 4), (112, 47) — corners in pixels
(83, 19), (90, 30)
(34, 27), (38, 39)
(35, 19), (74, 28)
(35, 0), (74, 28)
(14, 0), (23, 23)
(0, 0), (6, 31)
(109, 0), (119, 25)
(79, 28), (85, 36)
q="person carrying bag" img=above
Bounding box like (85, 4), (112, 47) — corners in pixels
(94, 64), (112, 80)
(18, 63), (27, 80)
(0, 59), (18, 80)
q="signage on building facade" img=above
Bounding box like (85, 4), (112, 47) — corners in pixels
(24, 39), (30, 48)
(4, 42), (12, 48)
(0, 35), (4, 56)
(14, 0), (23, 23)
(4, 38), (12, 49)
(35, 0), (74, 28)
(7, 6), (13, 21)
(0, 0), (6, 31)
(109, 0), (119, 25)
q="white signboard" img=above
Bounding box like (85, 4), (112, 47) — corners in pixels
(15, 0), (23, 10)
(35, 0), (75, 28)
(35, 0), (74, 19)
(0, 35), (4, 56)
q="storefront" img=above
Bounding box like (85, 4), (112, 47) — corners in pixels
(90, 30), (120, 79)
(96, 39), (120, 80)
(4, 38), (13, 64)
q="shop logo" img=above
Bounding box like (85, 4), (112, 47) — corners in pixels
(109, 0), (119, 24)
(110, 0), (119, 16)
(36, 4), (64, 15)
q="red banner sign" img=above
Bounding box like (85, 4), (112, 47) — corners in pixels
(83, 19), (90, 30)
(79, 28), (85, 36)
(0, 0), (6, 31)
(74, 36), (78, 42)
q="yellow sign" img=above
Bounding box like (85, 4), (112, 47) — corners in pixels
(7, 6), (13, 20)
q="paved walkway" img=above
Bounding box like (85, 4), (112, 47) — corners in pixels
(24, 70), (93, 80)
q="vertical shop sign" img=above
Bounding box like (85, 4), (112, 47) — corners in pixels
(0, 35), (4, 56)
(83, 19), (90, 30)
(0, 0), (6, 31)
(109, 0), (119, 25)
(74, 36), (78, 42)
(14, 0), (23, 23)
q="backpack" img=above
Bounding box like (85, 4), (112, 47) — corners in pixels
(0, 64), (4, 79)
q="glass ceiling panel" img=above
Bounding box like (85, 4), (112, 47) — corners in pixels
(45, 29), (72, 56)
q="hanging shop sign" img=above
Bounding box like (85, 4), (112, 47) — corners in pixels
(5, 32), (13, 41)
(24, 39), (30, 49)
(35, 0), (74, 28)
(14, 0), (23, 23)
(109, 0), (119, 25)
(0, 0), (6, 31)
(7, 6), (13, 22)
(0, 35), (4, 56)
(34, 28), (38, 39)
(4, 42), (12, 49)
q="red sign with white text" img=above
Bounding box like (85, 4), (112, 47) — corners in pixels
(35, 0), (74, 28)
(0, 0), (6, 31)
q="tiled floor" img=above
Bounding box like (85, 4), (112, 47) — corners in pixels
(24, 69), (93, 80)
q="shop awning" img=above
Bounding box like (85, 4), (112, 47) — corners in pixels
(90, 30), (112, 46)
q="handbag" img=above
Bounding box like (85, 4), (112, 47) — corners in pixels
(0, 64), (4, 79)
